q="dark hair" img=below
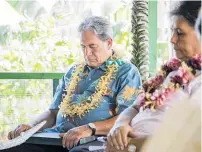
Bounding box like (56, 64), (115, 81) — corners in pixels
(171, 1), (201, 27)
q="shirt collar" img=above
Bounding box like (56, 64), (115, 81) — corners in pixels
(83, 51), (120, 72)
(84, 57), (114, 72)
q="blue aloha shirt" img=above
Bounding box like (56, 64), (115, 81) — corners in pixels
(44, 57), (142, 133)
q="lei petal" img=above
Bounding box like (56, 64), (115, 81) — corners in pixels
(141, 55), (201, 110)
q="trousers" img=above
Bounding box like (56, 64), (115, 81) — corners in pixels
(0, 140), (104, 152)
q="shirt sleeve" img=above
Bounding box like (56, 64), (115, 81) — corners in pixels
(114, 63), (142, 114)
(49, 66), (74, 110)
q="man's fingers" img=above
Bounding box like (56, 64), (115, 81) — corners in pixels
(62, 133), (67, 147)
(8, 131), (13, 140)
(62, 131), (74, 148)
(73, 137), (80, 147)
(68, 134), (80, 149)
(59, 133), (65, 137)
(15, 127), (26, 137)
(67, 134), (76, 149)
(64, 136), (70, 149)
(11, 131), (15, 139)
(68, 139), (74, 149)
(7, 124), (31, 140)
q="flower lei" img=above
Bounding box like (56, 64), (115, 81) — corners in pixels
(138, 55), (201, 110)
(59, 55), (124, 118)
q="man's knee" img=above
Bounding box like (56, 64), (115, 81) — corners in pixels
(0, 143), (45, 152)
(0, 144), (28, 152)
(69, 146), (89, 152)
(69, 140), (104, 152)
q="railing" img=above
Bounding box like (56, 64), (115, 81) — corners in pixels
(0, 72), (65, 96)
(0, 72), (65, 144)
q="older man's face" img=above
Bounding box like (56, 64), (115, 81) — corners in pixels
(80, 30), (113, 68)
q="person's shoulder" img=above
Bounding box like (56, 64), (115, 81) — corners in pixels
(118, 60), (139, 72)
(63, 63), (82, 77)
(115, 60), (141, 80)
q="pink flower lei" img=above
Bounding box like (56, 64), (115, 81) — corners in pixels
(139, 55), (201, 110)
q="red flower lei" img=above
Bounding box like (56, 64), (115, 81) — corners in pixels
(139, 55), (201, 110)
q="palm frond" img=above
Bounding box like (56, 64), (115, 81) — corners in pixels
(131, 0), (149, 81)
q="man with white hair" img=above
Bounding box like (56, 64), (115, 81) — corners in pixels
(3, 16), (141, 152)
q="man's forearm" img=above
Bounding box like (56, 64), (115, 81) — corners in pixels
(28, 110), (58, 130)
(93, 106), (138, 135)
(92, 115), (119, 135)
